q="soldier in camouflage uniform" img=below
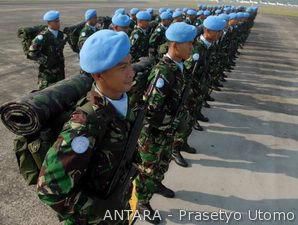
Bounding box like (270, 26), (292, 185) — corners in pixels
(78, 9), (99, 50)
(149, 11), (172, 59)
(128, 8), (139, 35)
(130, 11), (151, 62)
(135, 22), (197, 224)
(172, 11), (183, 23)
(184, 9), (197, 25)
(28, 10), (66, 90)
(37, 30), (136, 225)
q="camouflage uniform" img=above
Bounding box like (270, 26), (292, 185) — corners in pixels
(135, 55), (187, 204)
(28, 27), (65, 90)
(37, 84), (135, 225)
(78, 24), (99, 50)
(130, 27), (149, 62)
(149, 23), (167, 57)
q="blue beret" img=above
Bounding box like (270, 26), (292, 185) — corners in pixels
(183, 8), (188, 13)
(197, 10), (204, 16)
(203, 16), (226, 31)
(160, 11), (172, 20)
(146, 8), (153, 14)
(159, 8), (167, 14)
(172, 11), (183, 18)
(187, 9), (197, 16)
(203, 10), (211, 16)
(175, 8), (182, 12)
(114, 8), (125, 15)
(80, 30), (130, 74)
(218, 13), (230, 21)
(130, 8), (139, 15)
(243, 12), (250, 18)
(85, 9), (97, 21)
(112, 14), (131, 27)
(215, 9), (222, 14)
(166, 22), (197, 43)
(229, 13), (237, 20)
(136, 11), (151, 21)
(43, 10), (60, 21)
(237, 12), (244, 19)
(166, 8), (173, 13)
(202, 5), (207, 10)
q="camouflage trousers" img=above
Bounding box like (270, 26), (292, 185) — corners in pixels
(173, 110), (193, 148)
(38, 63), (65, 90)
(135, 129), (173, 204)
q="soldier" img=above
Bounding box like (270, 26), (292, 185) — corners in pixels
(149, 11), (172, 58)
(37, 30), (136, 225)
(130, 11), (151, 62)
(194, 10), (204, 26)
(129, 8), (139, 34)
(78, 9), (99, 50)
(135, 22), (197, 224)
(28, 10), (66, 90)
(111, 13), (131, 34)
(114, 8), (126, 15)
(185, 9), (197, 25)
(172, 11), (183, 23)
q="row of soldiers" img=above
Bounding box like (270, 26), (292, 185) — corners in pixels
(24, 4), (258, 225)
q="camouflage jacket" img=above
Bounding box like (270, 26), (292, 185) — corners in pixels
(185, 18), (195, 25)
(149, 23), (167, 53)
(37, 85), (135, 223)
(28, 27), (65, 68)
(78, 24), (99, 50)
(141, 55), (187, 135)
(194, 18), (203, 27)
(130, 27), (149, 62)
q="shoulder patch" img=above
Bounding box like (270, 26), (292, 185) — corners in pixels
(37, 35), (43, 40)
(156, 28), (161, 32)
(133, 34), (139, 39)
(81, 32), (86, 37)
(156, 78), (165, 88)
(71, 136), (89, 154)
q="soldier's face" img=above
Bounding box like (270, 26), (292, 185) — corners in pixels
(88, 17), (98, 26)
(48, 19), (60, 30)
(174, 17), (183, 22)
(204, 29), (219, 42)
(162, 19), (172, 27)
(175, 41), (193, 60)
(138, 20), (149, 29)
(99, 55), (135, 94)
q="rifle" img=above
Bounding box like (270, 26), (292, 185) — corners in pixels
(103, 69), (162, 200)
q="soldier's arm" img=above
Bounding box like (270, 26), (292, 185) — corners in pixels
(37, 109), (104, 221)
(149, 29), (160, 49)
(145, 66), (173, 126)
(78, 30), (88, 50)
(130, 31), (141, 57)
(28, 34), (47, 64)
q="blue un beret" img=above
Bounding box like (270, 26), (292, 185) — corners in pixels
(80, 30), (130, 74)
(147, 8), (154, 14)
(160, 11), (172, 20)
(130, 8), (139, 15)
(159, 8), (167, 14)
(203, 16), (226, 31)
(166, 22), (197, 43)
(197, 10), (204, 16)
(43, 10), (60, 21)
(204, 10), (211, 16)
(187, 9), (197, 16)
(183, 8), (188, 13)
(85, 9), (97, 21)
(218, 13), (230, 22)
(229, 13), (237, 20)
(136, 11), (151, 21)
(112, 14), (131, 27)
(215, 9), (222, 14)
(114, 8), (125, 15)
(172, 11), (183, 18)
(175, 8), (182, 12)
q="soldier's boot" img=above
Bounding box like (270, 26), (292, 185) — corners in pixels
(203, 101), (211, 108)
(180, 142), (197, 154)
(196, 112), (209, 122)
(193, 121), (204, 131)
(155, 182), (175, 198)
(138, 203), (161, 224)
(172, 148), (188, 167)
(205, 95), (215, 102)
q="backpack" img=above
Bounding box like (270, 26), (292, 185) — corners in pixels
(17, 25), (47, 57)
(63, 21), (85, 53)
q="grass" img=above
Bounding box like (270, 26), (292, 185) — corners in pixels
(260, 6), (298, 17)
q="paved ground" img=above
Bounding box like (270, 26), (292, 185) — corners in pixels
(0, 1), (298, 225)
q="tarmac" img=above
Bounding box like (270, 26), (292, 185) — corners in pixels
(0, 1), (297, 225)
